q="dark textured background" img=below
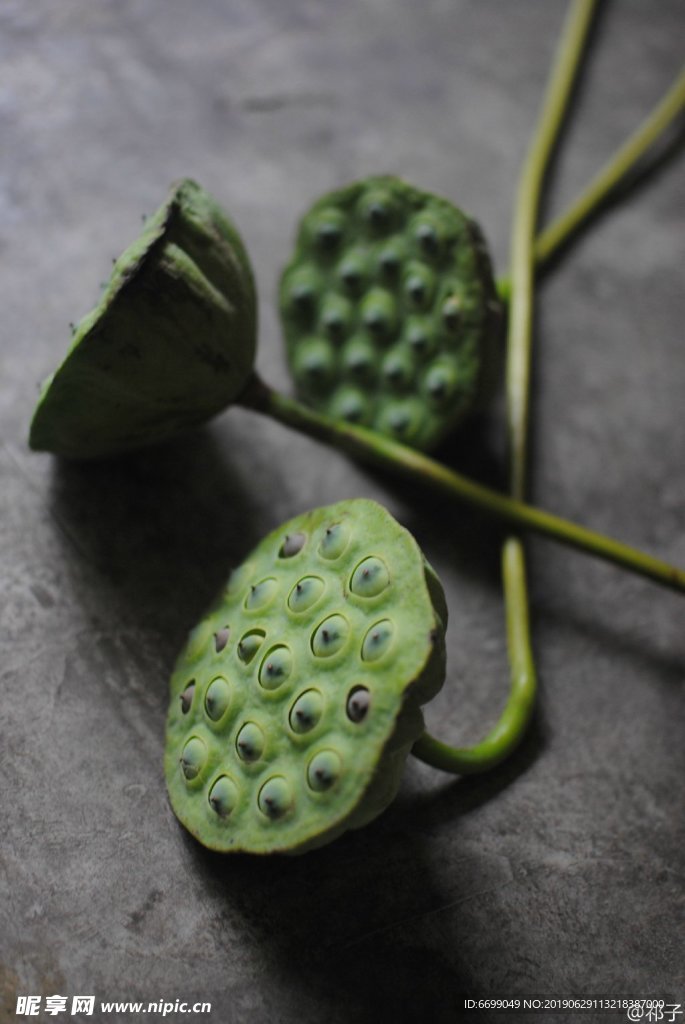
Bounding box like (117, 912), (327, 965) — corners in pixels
(1, 2), (684, 1022)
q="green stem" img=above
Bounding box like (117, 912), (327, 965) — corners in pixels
(412, 542), (536, 773)
(240, 377), (685, 595)
(414, 0), (597, 775)
(498, 63), (685, 301)
(508, 0), (598, 498)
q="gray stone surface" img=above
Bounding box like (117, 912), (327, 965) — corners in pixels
(1, 1), (684, 1022)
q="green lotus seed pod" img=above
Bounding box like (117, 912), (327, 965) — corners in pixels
(29, 179), (257, 459)
(164, 498), (447, 855)
(280, 175), (503, 452)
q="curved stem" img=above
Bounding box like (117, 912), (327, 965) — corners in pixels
(240, 377), (685, 595)
(413, 541), (536, 773)
(498, 63), (685, 301)
(414, 0), (597, 775)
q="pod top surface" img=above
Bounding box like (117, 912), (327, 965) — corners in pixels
(164, 498), (447, 855)
(281, 176), (502, 452)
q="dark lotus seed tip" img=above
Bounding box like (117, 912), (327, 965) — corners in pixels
(342, 268), (360, 288)
(346, 686), (371, 723)
(417, 223), (439, 253)
(408, 280), (425, 303)
(208, 776), (238, 819)
(442, 297), (461, 330)
(307, 750), (341, 792)
(368, 202), (387, 226)
(259, 646), (293, 690)
(179, 737), (206, 781)
(280, 532), (306, 558)
(237, 629), (265, 665)
(289, 688), (324, 734)
(214, 626), (230, 653)
(361, 619), (394, 661)
(179, 681), (195, 714)
(379, 251), (400, 274)
(288, 575), (325, 613)
(316, 223), (342, 249)
(236, 722), (264, 762)
(350, 556), (390, 597)
(291, 284), (314, 311)
(312, 614), (349, 657)
(205, 676), (232, 722)
(258, 776), (292, 819)
(245, 577), (278, 610)
(318, 522), (349, 560)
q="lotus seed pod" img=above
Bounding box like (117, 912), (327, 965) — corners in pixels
(29, 179), (257, 459)
(280, 176), (503, 452)
(164, 498), (447, 855)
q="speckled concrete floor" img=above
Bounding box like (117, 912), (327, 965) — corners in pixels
(1, 2), (684, 1022)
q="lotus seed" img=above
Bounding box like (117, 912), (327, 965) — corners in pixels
(293, 338), (335, 388)
(343, 336), (376, 382)
(361, 619), (395, 662)
(236, 722), (265, 763)
(361, 288), (397, 340)
(180, 737), (207, 781)
(179, 681), (195, 714)
(307, 750), (342, 792)
(442, 296), (461, 331)
(346, 686), (371, 723)
(350, 557), (390, 597)
(378, 399), (423, 440)
(258, 776), (293, 820)
(415, 220), (440, 256)
(320, 294), (352, 342)
(245, 578), (278, 611)
(377, 238), (407, 277)
(312, 614), (349, 657)
(289, 689), (324, 734)
(214, 626), (230, 653)
(425, 361), (459, 404)
(381, 349), (413, 390)
(338, 250), (368, 292)
(208, 775), (239, 819)
(359, 189), (396, 232)
(259, 646), (293, 691)
(404, 262), (436, 309)
(312, 209), (345, 251)
(318, 522), (349, 560)
(288, 576), (325, 613)
(237, 629), (265, 664)
(280, 532), (306, 558)
(331, 387), (368, 425)
(205, 676), (232, 722)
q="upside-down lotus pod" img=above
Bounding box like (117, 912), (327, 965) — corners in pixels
(29, 179), (256, 459)
(165, 498), (448, 855)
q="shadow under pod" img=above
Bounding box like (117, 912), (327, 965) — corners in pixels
(47, 425), (263, 661)
(181, 815), (481, 1024)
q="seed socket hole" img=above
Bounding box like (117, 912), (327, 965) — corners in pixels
(179, 681), (196, 715)
(346, 686), (371, 723)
